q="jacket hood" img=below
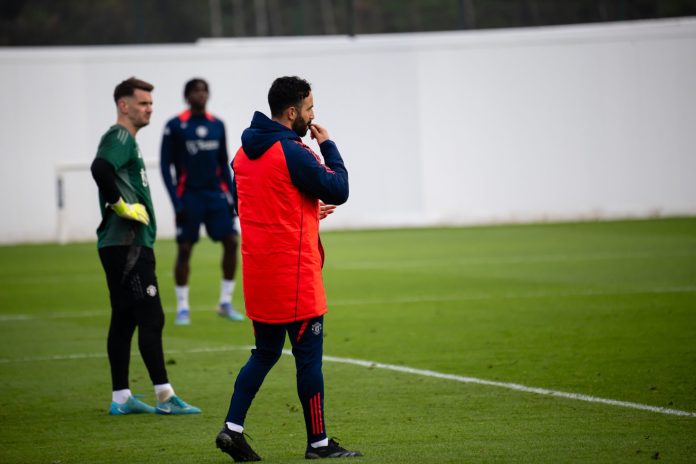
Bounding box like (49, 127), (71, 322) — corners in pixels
(241, 111), (300, 160)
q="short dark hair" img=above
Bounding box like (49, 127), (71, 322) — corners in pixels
(184, 78), (209, 98)
(268, 76), (311, 117)
(113, 77), (154, 102)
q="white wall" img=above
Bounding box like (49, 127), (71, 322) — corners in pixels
(0, 18), (695, 244)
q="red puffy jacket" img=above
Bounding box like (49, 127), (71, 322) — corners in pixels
(232, 112), (348, 323)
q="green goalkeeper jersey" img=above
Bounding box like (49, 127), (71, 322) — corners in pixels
(95, 124), (157, 248)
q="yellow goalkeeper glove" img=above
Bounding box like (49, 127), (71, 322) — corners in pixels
(109, 197), (150, 226)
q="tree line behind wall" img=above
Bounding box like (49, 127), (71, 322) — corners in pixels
(2, 0), (696, 46)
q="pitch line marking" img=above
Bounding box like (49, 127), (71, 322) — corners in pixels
(2, 285), (694, 322)
(1, 345), (694, 418)
(316, 352), (696, 418)
(328, 250), (696, 270)
(332, 286), (696, 307)
(0, 346), (254, 364)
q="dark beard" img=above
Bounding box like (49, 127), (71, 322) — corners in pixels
(292, 117), (309, 137)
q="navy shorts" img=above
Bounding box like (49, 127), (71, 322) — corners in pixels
(176, 190), (237, 243)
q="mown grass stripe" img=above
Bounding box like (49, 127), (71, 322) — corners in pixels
(2, 345), (693, 418)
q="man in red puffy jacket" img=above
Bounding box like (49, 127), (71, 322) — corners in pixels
(215, 76), (362, 461)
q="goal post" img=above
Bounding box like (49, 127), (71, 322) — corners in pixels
(55, 159), (160, 244)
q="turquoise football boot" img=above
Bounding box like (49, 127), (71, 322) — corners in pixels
(109, 395), (156, 415)
(155, 395), (201, 415)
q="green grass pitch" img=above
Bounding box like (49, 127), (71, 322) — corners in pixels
(1, 218), (695, 463)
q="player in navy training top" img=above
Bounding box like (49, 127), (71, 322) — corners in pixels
(160, 78), (243, 325)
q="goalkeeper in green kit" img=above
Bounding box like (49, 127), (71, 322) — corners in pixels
(90, 77), (200, 416)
